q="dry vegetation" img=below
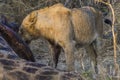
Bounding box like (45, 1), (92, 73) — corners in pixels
(0, 0), (111, 25)
(0, 0), (120, 80)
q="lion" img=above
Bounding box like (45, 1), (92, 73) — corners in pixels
(19, 3), (106, 73)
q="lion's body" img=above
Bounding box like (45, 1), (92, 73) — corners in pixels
(19, 3), (103, 72)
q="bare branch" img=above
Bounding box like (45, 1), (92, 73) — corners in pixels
(99, 1), (118, 76)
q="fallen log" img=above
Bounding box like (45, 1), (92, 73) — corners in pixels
(0, 23), (35, 62)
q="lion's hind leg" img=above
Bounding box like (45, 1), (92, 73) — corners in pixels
(85, 43), (98, 74)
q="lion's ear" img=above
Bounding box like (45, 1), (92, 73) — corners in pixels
(28, 11), (38, 23)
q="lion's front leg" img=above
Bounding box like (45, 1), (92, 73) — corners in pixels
(58, 40), (75, 71)
(48, 41), (61, 68)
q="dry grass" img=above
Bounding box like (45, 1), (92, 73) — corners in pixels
(0, 0), (106, 24)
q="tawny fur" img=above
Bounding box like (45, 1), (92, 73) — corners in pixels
(19, 3), (103, 72)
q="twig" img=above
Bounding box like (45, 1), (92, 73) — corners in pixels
(64, 0), (71, 6)
(99, 1), (117, 76)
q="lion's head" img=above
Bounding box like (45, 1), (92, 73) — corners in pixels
(19, 11), (38, 44)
